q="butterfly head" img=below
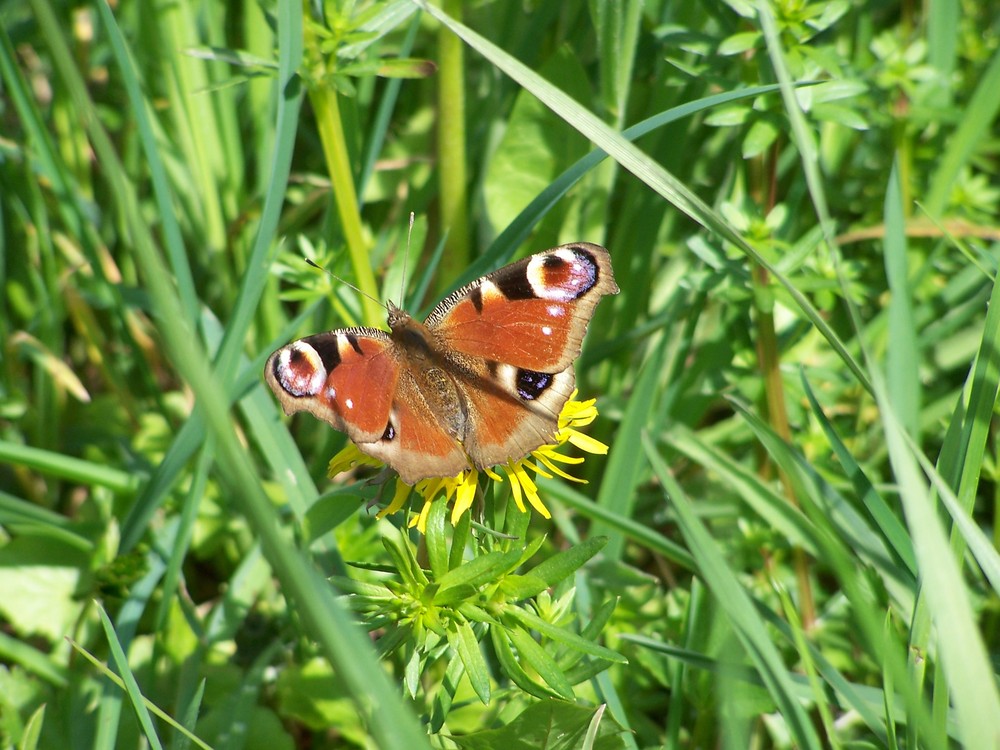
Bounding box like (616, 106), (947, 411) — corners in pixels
(385, 300), (437, 359)
(385, 299), (412, 329)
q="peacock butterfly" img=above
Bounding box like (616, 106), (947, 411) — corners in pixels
(265, 242), (618, 484)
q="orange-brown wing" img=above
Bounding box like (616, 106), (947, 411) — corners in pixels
(265, 328), (399, 443)
(265, 328), (467, 484)
(426, 243), (618, 372)
(425, 243), (618, 469)
(352, 372), (470, 484)
(456, 365), (577, 471)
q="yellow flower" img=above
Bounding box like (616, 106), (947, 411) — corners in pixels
(327, 392), (610, 531)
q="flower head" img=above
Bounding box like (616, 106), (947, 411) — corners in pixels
(328, 391), (609, 531)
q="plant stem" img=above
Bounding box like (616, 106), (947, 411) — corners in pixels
(304, 15), (381, 324)
(751, 261), (817, 629)
(435, 0), (469, 289)
(751, 145), (816, 629)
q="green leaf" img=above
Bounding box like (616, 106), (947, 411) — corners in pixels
(383, 531), (429, 589)
(812, 102), (869, 130)
(506, 626), (575, 700)
(501, 537), (607, 600)
(431, 582), (478, 608)
(275, 658), (366, 740)
(19, 703), (45, 750)
(449, 618), (491, 704)
(743, 116), (780, 159)
(490, 627), (563, 700)
(435, 549), (523, 600)
(425, 498), (451, 579)
(482, 46), (591, 236)
(449, 505), (472, 571)
(505, 606), (626, 664)
(704, 105), (751, 127)
(0, 536), (88, 643)
(329, 576), (394, 599)
(375, 57), (437, 78)
(718, 31), (761, 55)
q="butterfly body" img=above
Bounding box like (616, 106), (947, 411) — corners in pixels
(265, 242), (618, 484)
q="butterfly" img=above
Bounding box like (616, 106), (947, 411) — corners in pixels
(265, 242), (619, 485)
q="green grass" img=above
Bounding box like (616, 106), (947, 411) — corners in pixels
(2, 0), (999, 748)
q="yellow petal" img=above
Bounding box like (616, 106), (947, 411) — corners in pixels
(567, 429), (610, 455)
(532, 449), (587, 483)
(413, 498), (432, 531)
(327, 443), (379, 478)
(451, 470), (479, 525)
(376, 479), (412, 519)
(502, 463), (527, 513)
(533, 444), (584, 465)
(511, 462), (550, 519)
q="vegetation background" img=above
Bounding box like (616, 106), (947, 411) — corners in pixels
(1, 0), (999, 748)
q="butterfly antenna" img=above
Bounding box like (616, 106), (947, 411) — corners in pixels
(400, 211), (415, 306)
(304, 258), (387, 312)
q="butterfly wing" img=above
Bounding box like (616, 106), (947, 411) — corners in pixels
(265, 328), (468, 483)
(265, 328), (399, 443)
(426, 243), (618, 469)
(351, 371), (471, 483)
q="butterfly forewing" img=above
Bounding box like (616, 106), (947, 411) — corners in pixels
(427, 243), (618, 372)
(265, 329), (398, 443)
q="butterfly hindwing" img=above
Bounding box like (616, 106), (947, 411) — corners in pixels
(350, 371), (470, 482)
(456, 363), (577, 471)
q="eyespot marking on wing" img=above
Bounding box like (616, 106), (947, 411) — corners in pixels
(273, 342), (327, 397)
(524, 247), (601, 301)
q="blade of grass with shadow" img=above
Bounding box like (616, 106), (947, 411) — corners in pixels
(738, 425), (949, 734)
(883, 160), (920, 438)
(93, 549), (166, 750)
(728, 402), (918, 610)
(97, 606), (164, 750)
(589, 310), (670, 561)
(925, 45), (1000, 216)
(539, 480), (692, 570)
(799, 372), (917, 577)
(906, 434), (1000, 597)
(70, 630), (211, 750)
(661, 423), (824, 561)
(934, 249), (1000, 567)
(667, 405), (939, 739)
